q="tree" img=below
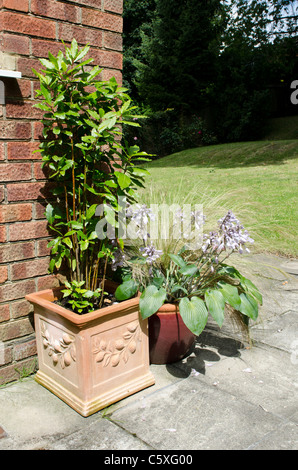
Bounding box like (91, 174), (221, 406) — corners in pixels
(227, 0), (298, 46)
(211, 0), (298, 142)
(123, 0), (156, 100)
(134, 0), (227, 113)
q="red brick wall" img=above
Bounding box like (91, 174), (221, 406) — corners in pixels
(0, 0), (123, 385)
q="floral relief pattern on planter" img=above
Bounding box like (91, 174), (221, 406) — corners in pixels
(41, 321), (76, 369)
(93, 321), (141, 368)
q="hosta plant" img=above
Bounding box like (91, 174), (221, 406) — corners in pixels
(33, 39), (150, 313)
(115, 209), (262, 339)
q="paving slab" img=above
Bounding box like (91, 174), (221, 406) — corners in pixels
(108, 377), (294, 450)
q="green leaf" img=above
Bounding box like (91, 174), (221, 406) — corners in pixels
(39, 58), (56, 70)
(115, 171), (131, 190)
(238, 293), (259, 321)
(48, 52), (58, 69)
(240, 277), (262, 304)
(45, 204), (54, 225)
(127, 167), (150, 178)
(86, 204), (98, 220)
(75, 44), (90, 62)
(179, 264), (198, 276)
(63, 237), (73, 249)
(205, 290), (225, 327)
(80, 240), (89, 251)
(40, 83), (52, 105)
(218, 283), (241, 310)
(70, 38), (78, 59)
(170, 284), (188, 295)
(115, 279), (138, 301)
(151, 277), (165, 289)
(139, 285), (167, 319)
(168, 254), (187, 268)
(179, 297), (208, 336)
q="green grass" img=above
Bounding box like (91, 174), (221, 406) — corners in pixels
(139, 140), (298, 257)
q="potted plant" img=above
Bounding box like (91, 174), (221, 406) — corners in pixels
(25, 40), (155, 417)
(115, 207), (262, 364)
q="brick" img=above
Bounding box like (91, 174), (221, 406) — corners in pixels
(31, 38), (64, 59)
(37, 238), (51, 256)
(0, 0), (29, 12)
(31, 0), (79, 23)
(0, 186), (4, 202)
(0, 241), (34, 263)
(58, 23), (103, 47)
(0, 342), (12, 366)
(0, 11), (56, 39)
(7, 182), (51, 202)
(104, 0), (123, 14)
(9, 220), (49, 241)
(67, 0), (100, 7)
(0, 32), (30, 55)
(34, 201), (48, 219)
(0, 317), (34, 341)
(89, 48), (122, 69)
(100, 67), (122, 84)
(0, 143), (4, 161)
(33, 162), (50, 180)
(6, 101), (43, 120)
(5, 78), (32, 100)
(0, 304), (10, 322)
(37, 274), (59, 290)
(81, 8), (123, 33)
(0, 357), (36, 386)
(17, 57), (42, 78)
(0, 121), (31, 140)
(104, 31), (122, 51)
(10, 299), (33, 319)
(0, 266), (8, 284)
(0, 279), (35, 302)
(0, 203), (32, 223)
(0, 226), (6, 243)
(13, 338), (36, 361)
(0, 163), (31, 182)
(33, 122), (44, 141)
(11, 257), (49, 281)
(7, 142), (40, 160)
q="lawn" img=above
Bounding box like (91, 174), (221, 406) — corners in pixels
(138, 140), (298, 257)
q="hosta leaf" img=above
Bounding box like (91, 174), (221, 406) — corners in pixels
(179, 296), (208, 336)
(168, 254), (187, 268)
(179, 264), (198, 276)
(205, 290), (225, 327)
(218, 283), (241, 310)
(240, 277), (263, 304)
(139, 285), (167, 319)
(238, 293), (259, 321)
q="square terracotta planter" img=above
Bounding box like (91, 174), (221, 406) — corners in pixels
(26, 285), (155, 417)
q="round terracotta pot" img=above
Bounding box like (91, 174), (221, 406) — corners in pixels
(148, 303), (196, 364)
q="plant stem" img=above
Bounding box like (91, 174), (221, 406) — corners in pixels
(99, 254), (109, 309)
